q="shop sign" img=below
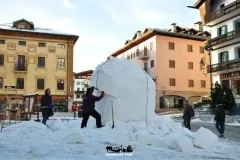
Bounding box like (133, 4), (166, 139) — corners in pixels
(220, 71), (240, 79)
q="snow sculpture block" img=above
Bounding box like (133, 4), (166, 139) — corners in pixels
(90, 58), (156, 122)
(193, 127), (218, 149)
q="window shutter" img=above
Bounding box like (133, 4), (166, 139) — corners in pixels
(218, 52), (221, 63)
(217, 28), (220, 36)
(226, 51), (229, 61)
(236, 22), (240, 30)
(225, 25), (228, 34)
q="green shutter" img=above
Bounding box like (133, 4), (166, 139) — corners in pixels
(217, 28), (220, 36)
(236, 22), (240, 29)
(226, 51), (229, 61)
(218, 53), (221, 63)
(225, 25), (228, 34)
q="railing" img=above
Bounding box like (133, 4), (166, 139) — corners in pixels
(207, 59), (240, 73)
(14, 61), (27, 72)
(138, 49), (149, 60)
(208, 29), (240, 47)
(206, 0), (240, 23)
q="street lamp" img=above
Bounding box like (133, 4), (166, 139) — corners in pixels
(200, 44), (213, 96)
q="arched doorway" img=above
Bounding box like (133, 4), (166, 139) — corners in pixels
(160, 95), (185, 109)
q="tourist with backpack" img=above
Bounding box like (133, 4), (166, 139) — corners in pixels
(183, 99), (195, 130)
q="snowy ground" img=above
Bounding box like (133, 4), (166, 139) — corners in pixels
(1, 117), (240, 160)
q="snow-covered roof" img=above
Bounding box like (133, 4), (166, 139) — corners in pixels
(0, 24), (78, 37)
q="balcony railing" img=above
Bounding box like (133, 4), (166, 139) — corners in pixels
(207, 59), (240, 73)
(206, 0), (240, 24)
(208, 29), (240, 47)
(14, 61), (27, 72)
(138, 49), (149, 60)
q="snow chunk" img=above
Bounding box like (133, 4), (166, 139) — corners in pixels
(90, 58), (156, 122)
(194, 127), (218, 149)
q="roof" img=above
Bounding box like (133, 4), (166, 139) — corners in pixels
(187, 0), (206, 9)
(111, 26), (210, 57)
(13, 18), (34, 28)
(74, 70), (94, 77)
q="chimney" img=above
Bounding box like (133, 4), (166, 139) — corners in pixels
(136, 31), (142, 38)
(194, 21), (203, 31)
(171, 23), (177, 32)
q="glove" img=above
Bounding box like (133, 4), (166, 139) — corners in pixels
(101, 91), (105, 95)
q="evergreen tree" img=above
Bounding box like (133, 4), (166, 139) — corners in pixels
(222, 86), (236, 110)
(211, 81), (223, 108)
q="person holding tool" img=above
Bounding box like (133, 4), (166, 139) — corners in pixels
(81, 86), (105, 128)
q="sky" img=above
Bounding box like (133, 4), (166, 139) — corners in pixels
(0, 0), (201, 72)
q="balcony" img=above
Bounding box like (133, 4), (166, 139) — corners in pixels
(207, 59), (240, 73)
(205, 0), (240, 26)
(208, 29), (240, 48)
(138, 49), (149, 60)
(14, 61), (27, 72)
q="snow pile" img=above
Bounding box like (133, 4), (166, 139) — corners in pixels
(90, 58), (156, 122)
(1, 116), (240, 159)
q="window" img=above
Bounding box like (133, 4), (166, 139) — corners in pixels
(188, 62), (193, 69)
(200, 47), (204, 53)
(77, 87), (80, 91)
(188, 45), (193, 52)
(58, 44), (65, 48)
(170, 78), (176, 86)
(169, 42), (175, 50)
(19, 41), (26, 46)
(18, 24), (26, 29)
(58, 58), (65, 69)
(220, 4), (225, 9)
(200, 63), (204, 70)
(217, 25), (227, 36)
(76, 95), (80, 98)
(127, 55), (130, 60)
(16, 78), (24, 89)
(235, 21), (240, 30)
(37, 79), (44, 90)
(0, 77), (3, 89)
(189, 80), (194, 87)
(150, 42), (154, 50)
(57, 79), (64, 90)
(0, 55), (4, 66)
(39, 43), (46, 47)
(136, 49), (139, 56)
(144, 62), (148, 68)
(38, 57), (45, 67)
(131, 53), (132, 59)
(0, 40), (5, 44)
(201, 80), (206, 88)
(77, 81), (80, 85)
(169, 60), (175, 68)
(133, 52), (135, 58)
(151, 60), (154, 68)
(218, 51), (229, 63)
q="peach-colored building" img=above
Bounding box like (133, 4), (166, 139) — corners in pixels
(110, 23), (211, 112)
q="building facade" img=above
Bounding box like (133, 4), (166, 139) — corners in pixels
(111, 23), (211, 112)
(73, 70), (93, 105)
(0, 19), (79, 112)
(189, 0), (240, 105)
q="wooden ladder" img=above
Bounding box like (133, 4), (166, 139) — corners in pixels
(1, 86), (22, 132)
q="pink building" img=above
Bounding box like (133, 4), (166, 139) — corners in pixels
(111, 23), (211, 112)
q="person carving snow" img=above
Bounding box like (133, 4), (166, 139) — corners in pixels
(183, 99), (195, 130)
(81, 86), (105, 128)
(41, 88), (54, 125)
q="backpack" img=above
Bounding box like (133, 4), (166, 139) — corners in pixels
(189, 108), (195, 117)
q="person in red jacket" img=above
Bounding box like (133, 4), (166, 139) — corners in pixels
(81, 86), (105, 128)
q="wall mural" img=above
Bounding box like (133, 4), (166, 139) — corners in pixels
(28, 44), (37, 52)
(48, 45), (56, 53)
(7, 42), (16, 51)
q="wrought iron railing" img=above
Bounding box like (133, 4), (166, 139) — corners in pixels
(14, 61), (27, 71)
(207, 59), (240, 73)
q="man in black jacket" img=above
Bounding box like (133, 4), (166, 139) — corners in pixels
(214, 104), (226, 137)
(183, 99), (195, 130)
(81, 86), (105, 128)
(41, 88), (54, 125)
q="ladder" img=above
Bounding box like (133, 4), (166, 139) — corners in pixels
(1, 86), (22, 132)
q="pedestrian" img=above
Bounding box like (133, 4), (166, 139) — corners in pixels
(40, 88), (54, 125)
(214, 104), (226, 137)
(81, 86), (105, 128)
(183, 99), (195, 130)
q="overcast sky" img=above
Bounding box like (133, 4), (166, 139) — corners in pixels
(0, 0), (200, 72)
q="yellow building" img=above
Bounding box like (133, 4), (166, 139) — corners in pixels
(0, 19), (79, 112)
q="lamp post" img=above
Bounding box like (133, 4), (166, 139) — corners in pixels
(200, 45), (213, 96)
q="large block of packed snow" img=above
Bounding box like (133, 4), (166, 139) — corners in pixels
(193, 127), (218, 149)
(90, 58), (156, 122)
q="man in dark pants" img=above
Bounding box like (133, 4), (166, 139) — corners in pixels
(214, 104), (226, 137)
(41, 88), (54, 125)
(183, 99), (194, 130)
(81, 86), (105, 128)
